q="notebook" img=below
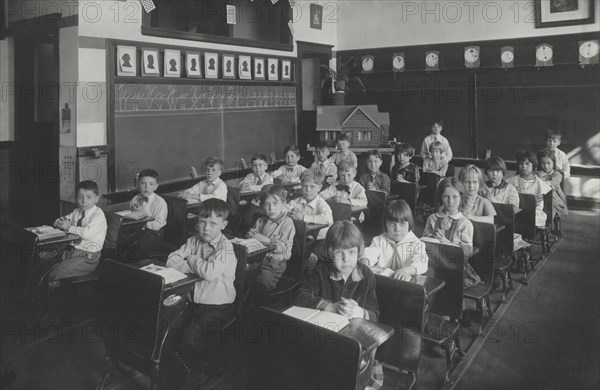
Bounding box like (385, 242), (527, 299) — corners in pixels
(25, 225), (66, 240)
(140, 264), (188, 285)
(230, 237), (267, 253)
(283, 306), (349, 332)
(370, 267), (394, 277)
(115, 210), (148, 220)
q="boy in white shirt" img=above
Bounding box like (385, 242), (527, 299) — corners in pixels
(129, 168), (168, 258)
(319, 161), (368, 208)
(421, 118), (453, 163)
(50, 180), (107, 284)
(272, 145), (306, 185)
(180, 156), (228, 202)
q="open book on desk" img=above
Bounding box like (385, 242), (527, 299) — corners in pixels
(230, 238), (267, 253)
(283, 306), (349, 332)
(115, 210), (148, 221)
(140, 264), (188, 285)
(25, 225), (66, 240)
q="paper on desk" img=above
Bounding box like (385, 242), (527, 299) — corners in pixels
(115, 210), (148, 220)
(140, 264), (188, 285)
(230, 237), (266, 253)
(284, 305), (349, 332)
(25, 225), (66, 240)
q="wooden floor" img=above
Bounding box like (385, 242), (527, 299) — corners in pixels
(1, 210), (598, 389)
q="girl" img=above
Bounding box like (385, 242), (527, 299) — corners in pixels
(422, 141), (448, 177)
(361, 200), (428, 281)
(423, 177), (473, 255)
(248, 185), (296, 306)
(483, 155), (520, 209)
(459, 165), (496, 224)
(390, 143), (420, 184)
(295, 220), (381, 389)
(423, 178), (478, 288)
(507, 149), (551, 227)
(537, 149), (568, 227)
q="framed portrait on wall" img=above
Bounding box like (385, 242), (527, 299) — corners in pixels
(142, 48), (160, 76)
(254, 57), (265, 80)
(281, 59), (292, 81)
(239, 55), (252, 80)
(164, 49), (181, 77)
(310, 3), (323, 30)
(205, 53), (219, 79)
(186, 52), (202, 78)
(535, 0), (595, 28)
(267, 58), (279, 81)
(117, 45), (137, 76)
(223, 54), (236, 79)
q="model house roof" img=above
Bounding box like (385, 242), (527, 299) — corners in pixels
(316, 105), (390, 132)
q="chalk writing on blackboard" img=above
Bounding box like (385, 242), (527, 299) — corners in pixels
(115, 83), (296, 113)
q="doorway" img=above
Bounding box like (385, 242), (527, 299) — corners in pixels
(295, 41), (332, 158)
(10, 15), (60, 226)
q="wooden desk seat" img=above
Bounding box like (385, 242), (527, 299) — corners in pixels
(389, 182), (419, 214)
(464, 221), (496, 334)
(246, 307), (365, 390)
(492, 203), (517, 300)
(422, 242), (466, 385)
(375, 275), (427, 390)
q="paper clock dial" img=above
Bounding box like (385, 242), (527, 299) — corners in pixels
(500, 46), (514, 68)
(362, 55), (374, 73)
(425, 51), (439, 71)
(392, 53), (405, 72)
(578, 40), (599, 65)
(535, 44), (553, 67)
(464, 46), (480, 68)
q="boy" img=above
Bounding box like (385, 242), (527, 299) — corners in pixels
(420, 118), (453, 163)
(423, 141), (449, 177)
(287, 170), (333, 240)
(248, 185), (296, 306)
(309, 142), (337, 186)
(391, 142), (420, 183)
(130, 169), (168, 258)
(272, 145), (307, 185)
(180, 156), (227, 202)
(320, 161), (368, 207)
(544, 129), (570, 179)
(166, 199), (237, 387)
(358, 149), (391, 194)
(49, 180), (107, 284)
(329, 135), (358, 169)
(240, 153), (273, 192)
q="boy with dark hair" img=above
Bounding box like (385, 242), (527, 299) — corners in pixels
(358, 149), (391, 194)
(166, 198), (237, 387)
(129, 168), (168, 258)
(50, 180), (107, 284)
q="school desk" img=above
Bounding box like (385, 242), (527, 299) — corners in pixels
(306, 222), (330, 237)
(25, 232), (81, 300)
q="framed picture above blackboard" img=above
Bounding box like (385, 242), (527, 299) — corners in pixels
(535, 0), (595, 28)
(142, 48), (160, 77)
(117, 46), (137, 76)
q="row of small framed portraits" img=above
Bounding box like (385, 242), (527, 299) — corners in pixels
(116, 45), (294, 81)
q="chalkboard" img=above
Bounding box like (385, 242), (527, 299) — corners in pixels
(113, 83), (296, 191)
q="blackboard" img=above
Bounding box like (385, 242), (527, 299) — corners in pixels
(113, 83), (296, 191)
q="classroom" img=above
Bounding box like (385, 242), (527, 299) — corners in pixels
(0, 0), (599, 389)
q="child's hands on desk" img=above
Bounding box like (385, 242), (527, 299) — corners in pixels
(247, 228), (270, 244)
(240, 182), (251, 192)
(56, 217), (71, 231)
(393, 267), (414, 281)
(433, 229), (451, 245)
(289, 209), (304, 221)
(131, 201), (144, 211)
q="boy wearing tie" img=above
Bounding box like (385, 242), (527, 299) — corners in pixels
(49, 180), (107, 284)
(129, 168), (168, 258)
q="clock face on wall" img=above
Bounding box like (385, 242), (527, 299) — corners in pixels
(425, 51), (439, 70)
(579, 40), (599, 58)
(536, 44), (553, 66)
(500, 46), (514, 68)
(464, 47), (480, 63)
(362, 56), (374, 73)
(392, 54), (405, 71)
(501, 50), (514, 63)
(464, 46), (480, 68)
